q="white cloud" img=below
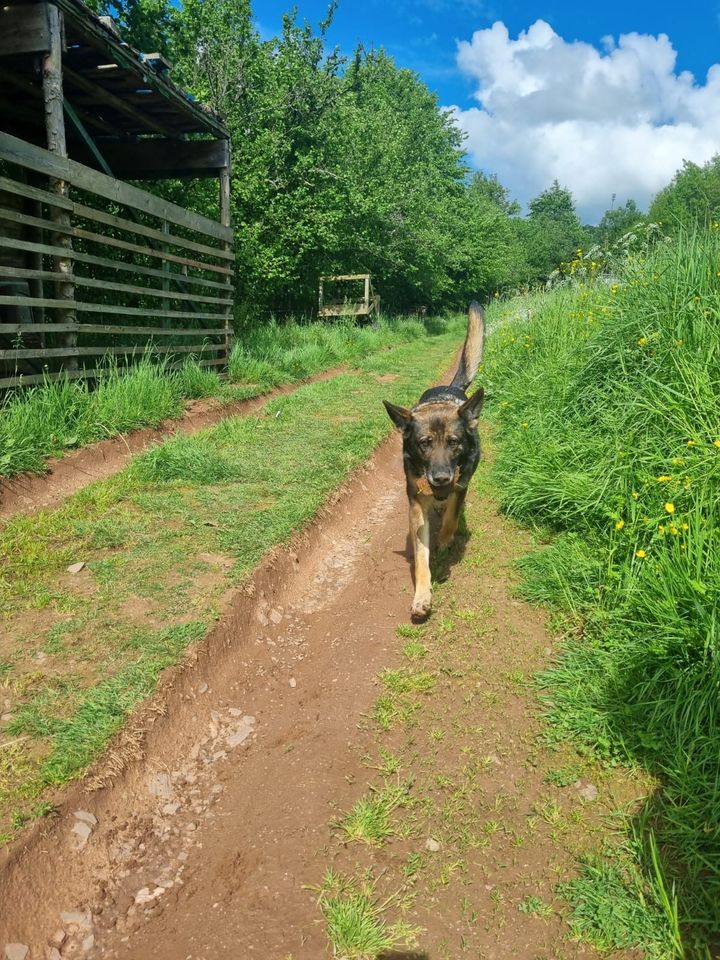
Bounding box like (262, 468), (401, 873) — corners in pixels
(450, 21), (720, 221)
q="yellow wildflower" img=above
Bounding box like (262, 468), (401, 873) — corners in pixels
(657, 475), (672, 483)
(658, 524), (666, 534)
(687, 440), (697, 447)
(635, 549), (647, 559)
(631, 491), (640, 501)
(615, 519), (625, 531)
(671, 457), (685, 466)
(714, 440), (720, 449)
(521, 422), (529, 429)
(665, 502), (675, 514)
(637, 336), (647, 346)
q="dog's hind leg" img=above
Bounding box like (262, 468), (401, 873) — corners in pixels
(409, 496), (433, 619)
(438, 489), (466, 550)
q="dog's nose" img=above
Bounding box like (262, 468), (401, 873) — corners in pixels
(429, 470), (453, 486)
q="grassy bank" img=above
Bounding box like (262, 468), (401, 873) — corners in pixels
(483, 231), (720, 955)
(0, 315), (433, 478)
(0, 322), (460, 843)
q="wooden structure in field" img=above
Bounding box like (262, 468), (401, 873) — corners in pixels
(318, 274), (379, 320)
(0, 0), (234, 388)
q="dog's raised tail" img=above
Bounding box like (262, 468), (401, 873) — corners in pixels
(450, 301), (485, 392)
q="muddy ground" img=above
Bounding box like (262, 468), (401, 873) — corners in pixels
(0, 421), (641, 959)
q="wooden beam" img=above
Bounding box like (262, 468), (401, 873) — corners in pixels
(219, 162), (232, 366)
(42, 3), (77, 367)
(0, 323), (227, 337)
(0, 3), (51, 57)
(0, 131), (233, 243)
(63, 65), (182, 140)
(99, 139), (230, 179)
(0, 344), (225, 360)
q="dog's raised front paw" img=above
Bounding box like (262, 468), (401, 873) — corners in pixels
(411, 590), (432, 621)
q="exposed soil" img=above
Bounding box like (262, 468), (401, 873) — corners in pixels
(0, 367), (344, 521)
(0, 427), (640, 958)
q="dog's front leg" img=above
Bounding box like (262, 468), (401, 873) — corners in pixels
(438, 489), (466, 550)
(409, 496), (432, 619)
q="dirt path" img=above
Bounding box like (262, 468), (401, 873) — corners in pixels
(0, 367), (343, 521)
(0, 428), (640, 959)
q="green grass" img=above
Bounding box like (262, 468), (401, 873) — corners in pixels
(484, 227), (720, 952)
(0, 314), (447, 479)
(338, 782), (410, 845)
(314, 870), (420, 960)
(0, 324), (460, 842)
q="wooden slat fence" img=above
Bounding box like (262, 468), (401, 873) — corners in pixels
(0, 131), (234, 389)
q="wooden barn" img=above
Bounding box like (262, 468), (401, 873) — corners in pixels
(0, 0), (234, 388)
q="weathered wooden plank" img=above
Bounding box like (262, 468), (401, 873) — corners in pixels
(0, 344), (225, 360)
(0, 323), (226, 336)
(0, 266), (230, 305)
(0, 236), (235, 292)
(0, 3), (51, 57)
(0, 296), (224, 321)
(0, 207), (232, 274)
(100, 139), (230, 180)
(219, 163), (233, 364)
(0, 132), (232, 243)
(0, 174), (74, 213)
(1, 354), (230, 388)
(72, 201), (233, 260)
(73, 227), (234, 275)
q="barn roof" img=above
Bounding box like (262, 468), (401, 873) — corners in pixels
(0, 0), (229, 177)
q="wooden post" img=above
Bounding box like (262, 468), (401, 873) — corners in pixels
(161, 219), (170, 326)
(219, 161), (232, 367)
(364, 275), (370, 313)
(42, 2), (76, 369)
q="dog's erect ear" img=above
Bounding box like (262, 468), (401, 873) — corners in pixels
(383, 400), (412, 429)
(459, 387), (484, 423)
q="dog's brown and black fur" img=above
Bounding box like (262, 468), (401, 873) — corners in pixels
(384, 302), (485, 619)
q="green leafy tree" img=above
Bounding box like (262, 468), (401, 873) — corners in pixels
(519, 180), (586, 281)
(649, 156), (720, 230)
(597, 198), (644, 245)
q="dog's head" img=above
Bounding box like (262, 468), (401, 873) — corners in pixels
(383, 388), (484, 499)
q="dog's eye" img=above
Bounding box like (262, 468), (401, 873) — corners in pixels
(447, 436), (460, 446)
(419, 437), (432, 448)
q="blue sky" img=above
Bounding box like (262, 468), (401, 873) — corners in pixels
(253, 0), (720, 221)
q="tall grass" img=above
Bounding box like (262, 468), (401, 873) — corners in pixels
(483, 230), (720, 953)
(0, 315), (447, 479)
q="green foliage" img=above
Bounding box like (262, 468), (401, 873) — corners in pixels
(484, 228), (720, 949)
(517, 180), (588, 281)
(597, 198), (645, 246)
(650, 155), (720, 231)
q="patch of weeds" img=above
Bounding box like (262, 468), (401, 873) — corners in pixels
(558, 851), (679, 958)
(395, 624), (425, 640)
(403, 852), (429, 880)
(519, 895), (553, 919)
(313, 869), (421, 960)
(380, 669), (436, 695)
(544, 763), (583, 788)
(338, 782), (410, 846)
(402, 641), (429, 661)
(43, 618), (85, 655)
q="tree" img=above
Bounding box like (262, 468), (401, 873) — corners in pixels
(468, 172), (520, 216)
(649, 156), (720, 230)
(597, 199), (644, 245)
(521, 181), (586, 280)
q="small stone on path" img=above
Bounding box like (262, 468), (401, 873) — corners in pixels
(425, 837), (441, 852)
(72, 820), (93, 849)
(74, 810), (97, 826)
(4, 945), (29, 960)
(575, 781), (599, 801)
(147, 772), (173, 798)
(66, 561), (86, 574)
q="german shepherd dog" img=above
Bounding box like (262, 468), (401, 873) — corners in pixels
(383, 302), (485, 620)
